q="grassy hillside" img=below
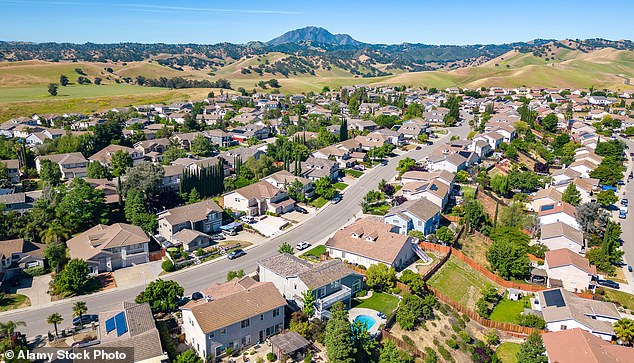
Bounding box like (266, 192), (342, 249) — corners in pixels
(1, 48), (634, 121)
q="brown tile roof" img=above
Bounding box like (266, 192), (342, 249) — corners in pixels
(67, 223), (149, 261)
(533, 187), (563, 202)
(0, 238), (24, 259)
(37, 152), (87, 165)
(159, 199), (222, 226)
(182, 277), (286, 333)
(540, 222), (584, 246)
(538, 201), (577, 218)
(386, 198), (441, 222)
(0, 159), (19, 169)
(266, 170), (311, 186)
(233, 180), (283, 200)
(325, 218), (412, 265)
(543, 328), (633, 363)
(89, 145), (137, 164)
(545, 248), (596, 275)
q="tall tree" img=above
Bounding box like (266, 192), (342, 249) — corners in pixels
(515, 332), (547, 363)
(340, 118), (348, 141)
(55, 178), (107, 232)
(110, 150), (132, 177)
(124, 189), (157, 232)
(73, 301), (88, 329)
(54, 259), (90, 295)
(47, 313), (63, 337)
(39, 221), (70, 244)
(86, 161), (111, 179)
(562, 183), (581, 206)
(324, 302), (355, 363)
(300, 290), (315, 318)
(614, 318), (634, 346)
(39, 159), (62, 186)
(48, 83), (58, 96)
(59, 74), (69, 86)
(44, 242), (66, 273)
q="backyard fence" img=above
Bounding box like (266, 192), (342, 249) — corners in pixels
(418, 241), (546, 292)
(379, 330), (426, 358)
(428, 286), (541, 337)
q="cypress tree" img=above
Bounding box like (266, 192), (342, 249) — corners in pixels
(340, 118), (348, 141)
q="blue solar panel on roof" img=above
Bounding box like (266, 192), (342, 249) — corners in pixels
(114, 312), (128, 336)
(543, 290), (565, 307)
(105, 317), (116, 333)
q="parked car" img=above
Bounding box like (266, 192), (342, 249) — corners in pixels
(296, 241), (311, 250)
(621, 198), (629, 206)
(619, 210), (627, 219)
(227, 249), (246, 260)
(331, 195), (342, 204)
(629, 265), (633, 273)
(295, 205), (308, 214)
(240, 216), (255, 224)
(72, 314), (99, 326)
(223, 229), (238, 236)
(212, 233), (226, 240)
(617, 180), (626, 186)
(598, 279), (620, 289)
(191, 291), (204, 300)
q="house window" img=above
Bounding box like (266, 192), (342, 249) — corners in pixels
(240, 319), (250, 328)
(560, 325), (567, 330)
(220, 328), (226, 335)
(208, 332), (215, 339)
(331, 280), (341, 288)
(352, 280), (361, 293)
(272, 308), (280, 317)
(260, 314), (264, 321)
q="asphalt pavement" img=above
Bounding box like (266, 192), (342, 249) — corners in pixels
(0, 124), (470, 339)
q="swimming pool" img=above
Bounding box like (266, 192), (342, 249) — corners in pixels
(354, 314), (377, 330)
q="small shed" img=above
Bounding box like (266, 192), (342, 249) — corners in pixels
(507, 288), (521, 301)
(269, 331), (310, 361)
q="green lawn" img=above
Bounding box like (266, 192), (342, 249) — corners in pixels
(301, 245), (326, 261)
(0, 294), (30, 312)
(0, 84), (169, 103)
(461, 186), (476, 199)
(310, 196), (329, 208)
(602, 288), (634, 310)
(366, 203), (392, 216)
(428, 256), (495, 309)
(496, 342), (520, 363)
(334, 182), (348, 191)
(353, 292), (400, 315)
(344, 169), (364, 178)
(489, 297), (529, 324)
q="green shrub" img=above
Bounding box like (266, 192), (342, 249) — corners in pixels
(437, 346), (453, 362)
(195, 248), (205, 257)
(518, 313), (546, 328)
(266, 352), (276, 362)
(458, 331), (472, 344)
(23, 266), (46, 277)
(161, 259), (175, 272)
(424, 348), (438, 363)
(462, 314), (470, 322)
(391, 287), (402, 295)
(451, 324), (460, 333)
(355, 289), (368, 298)
(439, 304), (448, 315)
(446, 339), (459, 349)
(402, 334), (415, 346)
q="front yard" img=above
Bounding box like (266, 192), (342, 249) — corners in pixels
(365, 203), (392, 216)
(0, 294), (30, 312)
(352, 292), (400, 315)
(428, 256), (499, 310)
(333, 182), (348, 191)
(310, 196), (329, 208)
(344, 169), (364, 178)
(300, 245), (326, 261)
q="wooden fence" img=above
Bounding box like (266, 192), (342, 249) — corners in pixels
(418, 241), (546, 292)
(428, 286), (541, 337)
(379, 330), (426, 358)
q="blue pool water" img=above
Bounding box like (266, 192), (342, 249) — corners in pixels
(354, 315), (377, 330)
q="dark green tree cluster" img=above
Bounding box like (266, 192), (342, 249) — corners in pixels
(486, 226), (530, 280)
(135, 279), (184, 314)
(180, 160), (225, 198)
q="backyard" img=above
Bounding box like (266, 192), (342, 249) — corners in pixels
(496, 342), (520, 363)
(428, 256), (499, 310)
(489, 296), (530, 324)
(352, 292), (400, 315)
(458, 232), (492, 270)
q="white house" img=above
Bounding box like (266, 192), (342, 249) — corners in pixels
(538, 202), (580, 230)
(384, 198), (441, 236)
(540, 222), (584, 254)
(544, 249), (596, 292)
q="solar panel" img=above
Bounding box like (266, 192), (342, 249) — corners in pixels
(114, 312), (128, 336)
(543, 290), (566, 308)
(105, 317), (116, 333)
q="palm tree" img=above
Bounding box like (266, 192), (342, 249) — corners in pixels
(73, 301), (88, 329)
(47, 313), (63, 337)
(614, 318), (634, 346)
(39, 221), (70, 244)
(0, 320), (26, 349)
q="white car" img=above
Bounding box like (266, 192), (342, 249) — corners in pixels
(240, 216), (255, 224)
(296, 241), (311, 250)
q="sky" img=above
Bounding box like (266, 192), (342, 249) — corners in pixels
(1, 0), (633, 45)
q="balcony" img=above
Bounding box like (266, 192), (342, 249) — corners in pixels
(316, 285), (351, 312)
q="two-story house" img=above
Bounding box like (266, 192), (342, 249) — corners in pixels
(89, 145), (145, 167)
(35, 152), (88, 179)
(181, 277), (286, 359)
(540, 222), (585, 254)
(0, 238), (45, 279)
(264, 170), (314, 199)
(384, 198), (441, 236)
(258, 254), (363, 319)
(67, 223), (150, 274)
(544, 249), (596, 292)
(300, 157), (339, 181)
(224, 181), (294, 217)
(157, 199), (223, 242)
(1, 159), (20, 183)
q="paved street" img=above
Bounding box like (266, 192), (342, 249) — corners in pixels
(0, 125), (469, 339)
(617, 137), (634, 289)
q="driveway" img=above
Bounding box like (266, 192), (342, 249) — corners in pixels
(251, 216), (289, 237)
(15, 274), (52, 306)
(111, 261), (163, 289)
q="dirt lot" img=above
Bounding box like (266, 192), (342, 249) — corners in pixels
(458, 233), (493, 269)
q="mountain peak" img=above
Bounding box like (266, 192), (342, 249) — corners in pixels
(267, 26), (362, 46)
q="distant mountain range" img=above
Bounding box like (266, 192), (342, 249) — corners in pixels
(1, 27), (633, 80)
(267, 26), (363, 46)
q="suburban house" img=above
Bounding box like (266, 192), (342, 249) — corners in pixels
(531, 288), (620, 341)
(264, 170), (314, 199)
(300, 157), (339, 181)
(384, 198), (441, 236)
(1, 159), (20, 183)
(399, 181), (450, 209)
(529, 188), (563, 212)
(223, 181), (294, 217)
(35, 152), (88, 179)
(172, 229), (213, 252)
(538, 202), (580, 229)
(205, 129), (234, 148)
(542, 328), (634, 363)
(544, 249), (596, 292)
(93, 302), (168, 362)
(67, 223), (150, 274)
(157, 199), (223, 242)
(218, 147), (265, 168)
(311, 146), (351, 168)
(426, 153), (467, 173)
(180, 277), (286, 359)
(401, 170), (455, 191)
(89, 144), (145, 167)
(325, 218), (416, 270)
(258, 254), (363, 318)
(0, 192), (38, 214)
(399, 118), (428, 139)
(0, 238), (45, 279)
(540, 222), (585, 253)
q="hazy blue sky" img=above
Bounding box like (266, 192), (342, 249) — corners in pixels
(1, 0), (633, 44)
